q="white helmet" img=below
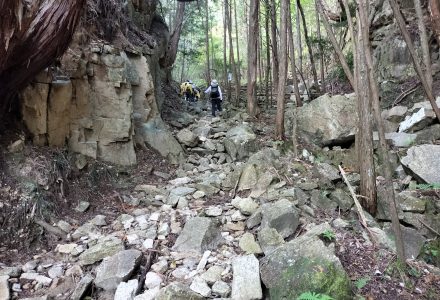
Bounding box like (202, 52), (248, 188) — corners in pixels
(211, 79), (218, 86)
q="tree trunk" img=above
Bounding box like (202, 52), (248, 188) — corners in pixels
(317, 0), (355, 88)
(275, 0), (289, 139)
(297, 0), (319, 89)
(429, 0), (440, 46)
(180, 39), (186, 83)
(415, 0), (433, 91)
(295, 0), (303, 74)
(389, 0), (440, 122)
(223, 2), (229, 96)
(247, 0), (260, 117)
(270, 0), (280, 90)
(0, 0), (86, 117)
(234, 0), (242, 85)
(226, 0), (239, 104)
(161, 2), (185, 69)
(315, 0), (326, 92)
(265, 0), (272, 106)
(358, 0), (405, 261)
(205, 0), (211, 85)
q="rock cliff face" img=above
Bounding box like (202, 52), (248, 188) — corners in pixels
(18, 1), (183, 166)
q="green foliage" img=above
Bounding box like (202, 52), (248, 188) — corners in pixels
(412, 183), (440, 190)
(320, 229), (336, 242)
(297, 292), (333, 300)
(420, 240), (440, 267)
(354, 277), (370, 289)
(329, 51), (353, 81)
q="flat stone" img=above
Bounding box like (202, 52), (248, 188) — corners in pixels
(48, 265), (63, 279)
(315, 163), (341, 182)
(142, 239), (154, 250)
(200, 265), (224, 284)
(151, 260), (168, 274)
(397, 191), (426, 213)
(399, 108), (435, 133)
(383, 105), (408, 122)
(190, 276), (211, 297)
(70, 274), (94, 300)
(205, 206), (223, 217)
(231, 255), (262, 300)
(114, 279), (138, 300)
(258, 227), (285, 255)
(401, 145), (440, 184)
(145, 272), (163, 289)
(0, 267), (21, 278)
(172, 217), (222, 253)
(261, 199), (299, 238)
(231, 197), (259, 216)
(91, 215), (107, 226)
(57, 220), (72, 233)
(0, 275), (10, 300)
(171, 267), (190, 279)
(373, 131), (417, 147)
(134, 287), (160, 300)
(239, 233), (263, 254)
(156, 282), (203, 300)
(79, 236), (124, 265)
(212, 280), (231, 298)
(193, 191), (206, 199)
(75, 201), (90, 213)
(95, 249), (143, 290)
(71, 223), (100, 240)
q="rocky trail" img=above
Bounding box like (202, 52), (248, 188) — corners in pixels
(1, 98), (440, 300)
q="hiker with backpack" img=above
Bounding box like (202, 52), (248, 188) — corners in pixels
(204, 79), (223, 117)
(180, 80), (195, 102)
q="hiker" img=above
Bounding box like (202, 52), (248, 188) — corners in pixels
(180, 80), (195, 102)
(204, 79), (223, 117)
(191, 81), (201, 101)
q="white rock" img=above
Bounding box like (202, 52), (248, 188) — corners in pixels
(114, 279), (138, 300)
(142, 239), (154, 250)
(48, 265), (64, 279)
(0, 275), (10, 300)
(126, 234), (140, 245)
(151, 260), (168, 274)
(193, 191), (206, 199)
(201, 265), (224, 284)
(231, 255), (262, 300)
(91, 215), (107, 226)
(56, 243), (78, 254)
(212, 280), (231, 298)
(190, 276), (211, 297)
(149, 213), (160, 222)
(169, 177), (192, 186)
(205, 206), (223, 217)
(157, 223), (170, 236)
(133, 286), (160, 300)
(144, 272), (163, 289)
(196, 250), (211, 271)
(171, 267), (190, 279)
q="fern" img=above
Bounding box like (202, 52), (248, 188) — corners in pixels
(297, 292), (333, 300)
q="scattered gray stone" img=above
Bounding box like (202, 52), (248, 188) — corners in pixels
(329, 189), (353, 211)
(201, 266), (224, 284)
(57, 220), (72, 233)
(397, 191), (426, 213)
(258, 227), (285, 255)
(224, 125), (258, 161)
(151, 260), (168, 274)
(75, 201), (90, 213)
(315, 163), (341, 182)
(384, 224), (426, 259)
(373, 132), (417, 147)
(212, 281), (231, 298)
(0, 275), (10, 300)
(239, 233), (263, 254)
(95, 249), (143, 290)
(172, 217), (222, 253)
(231, 197), (259, 216)
(205, 206), (223, 217)
(79, 236), (124, 265)
(399, 108), (435, 133)
(48, 265), (63, 279)
(70, 274), (94, 300)
(383, 105), (408, 122)
(145, 272), (163, 289)
(91, 215), (107, 226)
(134, 287), (160, 300)
(177, 128), (199, 147)
(156, 282), (203, 300)
(231, 255), (262, 300)
(114, 279), (139, 300)
(261, 199), (299, 238)
(190, 276), (211, 297)
(0, 267), (21, 278)
(246, 209), (262, 229)
(401, 145), (440, 184)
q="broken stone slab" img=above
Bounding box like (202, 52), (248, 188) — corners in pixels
(144, 272), (163, 289)
(260, 223), (352, 299)
(75, 201), (90, 213)
(382, 105), (408, 122)
(329, 189), (353, 211)
(0, 275), (10, 300)
(373, 132), (417, 147)
(237, 163), (258, 191)
(190, 276), (211, 297)
(94, 249), (142, 290)
(239, 233), (263, 254)
(177, 128), (199, 147)
(231, 255), (262, 300)
(0, 267), (21, 278)
(156, 282), (203, 300)
(397, 191), (426, 213)
(223, 124), (258, 161)
(257, 227), (285, 255)
(401, 145), (440, 184)
(70, 274), (94, 300)
(172, 217), (222, 253)
(314, 163), (341, 183)
(231, 197), (259, 216)
(398, 108), (435, 133)
(114, 279), (139, 300)
(212, 281), (231, 298)
(261, 199), (299, 238)
(382, 224), (426, 259)
(134, 287), (160, 300)
(201, 265), (224, 284)
(79, 235), (124, 265)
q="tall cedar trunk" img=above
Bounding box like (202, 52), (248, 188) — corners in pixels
(270, 1), (280, 90)
(355, 20), (377, 216)
(429, 0), (440, 46)
(275, 0), (289, 139)
(180, 39), (186, 83)
(223, 3), (228, 96)
(358, 0), (405, 261)
(265, 0), (272, 105)
(297, 0), (319, 89)
(247, 0), (260, 117)
(315, 0), (325, 91)
(389, 0), (440, 122)
(317, 0), (355, 88)
(295, 0), (303, 73)
(205, 0), (211, 85)
(0, 0), (86, 117)
(415, 0), (433, 90)
(161, 2), (185, 69)
(234, 0), (242, 85)
(226, 0), (239, 104)
(288, 2), (301, 155)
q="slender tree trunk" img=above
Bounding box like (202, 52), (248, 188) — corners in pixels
(275, 0), (289, 139)
(205, 0), (211, 85)
(234, 0), (242, 86)
(161, 2), (185, 69)
(429, 0), (440, 46)
(223, 3), (229, 98)
(265, 0), (272, 106)
(247, 0), (260, 117)
(180, 39), (186, 83)
(226, 0), (240, 104)
(389, 0), (440, 122)
(270, 0), (280, 90)
(358, 0), (405, 261)
(315, 0), (325, 92)
(297, 0), (319, 90)
(415, 0), (433, 91)
(295, 0), (303, 74)
(317, 0), (355, 88)
(0, 0), (86, 117)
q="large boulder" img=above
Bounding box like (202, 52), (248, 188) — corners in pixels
(401, 145), (440, 183)
(261, 199), (299, 238)
(94, 249), (143, 291)
(177, 128), (199, 147)
(260, 223), (352, 299)
(223, 124), (258, 161)
(398, 108), (435, 133)
(231, 255), (263, 300)
(296, 93), (358, 146)
(172, 217), (222, 253)
(79, 236), (124, 265)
